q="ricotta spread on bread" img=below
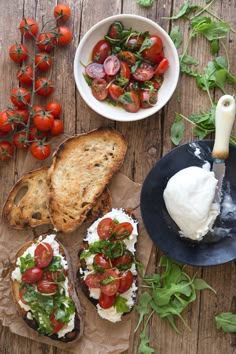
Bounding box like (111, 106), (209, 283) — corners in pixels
(163, 166), (220, 241)
(79, 208), (138, 322)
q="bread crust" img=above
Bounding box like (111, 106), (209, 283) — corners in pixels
(47, 128), (127, 233)
(11, 234), (83, 343)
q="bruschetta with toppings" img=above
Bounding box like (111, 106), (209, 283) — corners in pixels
(77, 208), (138, 323)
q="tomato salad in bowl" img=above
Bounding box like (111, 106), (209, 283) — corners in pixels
(74, 14), (179, 122)
(83, 21), (169, 113)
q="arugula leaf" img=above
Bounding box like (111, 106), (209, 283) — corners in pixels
(180, 54), (199, 66)
(83, 73), (93, 86)
(170, 26), (182, 49)
(163, 1), (199, 20)
(19, 254), (35, 273)
(138, 329), (155, 354)
(210, 39), (219, 55)
(193, 278), (216, 293)
(135, 0), (154, 8)
(170, 113), (185, 146)
(88, 240), (110, 254)
(138, 37), (153, 53)
(105, 240), (125, 259)
(48, 256), (62, 271)
(215, 312), (236, 332)
(114, 295), (130, 313)
(191, 16), (231, 41)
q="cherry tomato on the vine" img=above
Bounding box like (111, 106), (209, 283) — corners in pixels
(29, 126), (48, 141)
(9, 43), (28, 63)
(35, 52), (53, 71)
(0, 111), (14, 133)
(16, 65), (33, 85)
(32, 105), (44, 115)
(50, 119), (64, 136)
(30, 141), (51, 160)
(37, 33), (57, 52)
(53, 4), (71, 22)
(56, 26), (72, 46)
(0, 141), (14, 161)
(45, 101), (62, 117)
(92, 39), (111, 64)
(19, 18), (39, 39)
(13, 132), (28, 149)
(10, 87), (31, 108)
(35, 77), (54, 97)
(33, 111), (54, 131)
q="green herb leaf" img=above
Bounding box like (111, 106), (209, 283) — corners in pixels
(83, 73), (93, 86)
(191, 16), (231, 41)
(170, 113), (185, 145)
(170, 26), (182, 49)
(164, 1), (200, 20)
(215, 312), (236, 332)
(20, 254), (36, 273)
(138, 329), (155, 354)
(114, 295), (130, 313)
(105, 240), (126, 259)
(193, 278), (216, 293)
(138, 37), (153, 53)
(135, 292), (152, 332)
(100, 276), (117, 285)
(48, 256), (62, 271)
(210, 39), (219, 55)
(80, 249), (91, 260)
(88, 240), (110, 254)
(119, 92), (134, 105)
(181, 54), (199, 66)
(135, 0), (154, 8)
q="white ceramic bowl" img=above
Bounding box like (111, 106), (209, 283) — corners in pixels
(74, 14), (179, 122)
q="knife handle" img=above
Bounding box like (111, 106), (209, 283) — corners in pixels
(212, 95), (236, 160)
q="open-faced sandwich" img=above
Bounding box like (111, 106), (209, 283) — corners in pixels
(77, 208), (138, 323)
(11, 234), (83, 342)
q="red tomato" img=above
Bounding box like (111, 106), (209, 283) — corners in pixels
(0, 141), (14, 161)
(37, 33), (57, 52)
(103, 55), (120, 76)
(29, 126), (48, 141)
(126, 80), (140, 93)
(112, 252), (133, 269)
(132, 63), (154, 82)
(22, 267), (44, 283)
(118, 271), (134, 293)
(0, 111), (14, 133)
(16, 65), (33, 85)
(13, 109), (29, 127)
(85, 272), (106, 288)
(85, 63), (105, 79)
(100, 269), (120, 296)
(107, 21), (123, 39)
(126, 35), (144, 51)
(50, 119), (64, 136)
(45, 270), (65, 282)
(53, 4), (71, 22)
(153, 58), (169, 75)
(37, 279), (58, 294)
(56, 26), (72, 46)
(108, 83), (124, 102)
(9, 43), (28, 63)
(19, 18), (39, 38)
(139, 89), (157, 108)
(92, 39), (111, 64)
(33, 111), (54, 131)
(117, 51), (136, 66)
(10, 87), (31, 108)
(13, 132), (28, 149)
(99, 293), (116, 309)
(149, 79), (161, 90)
(91, 79), (108, 101)
(32, 105), (44, 115)
(113, 222), (133, 240)
(34, 242), (53, 268)
(120, 61), (131, 80)
(19, 286), (28, 305)
(50, 313), (64, 333)
(94, 254), (111, 269)
(142, 35), (163, 64)
(97, 218), (115, 240)
(35, 77), (54, 97)
(119, 91), (140, 113)
(45, 101), (62, 117)
(30, 142), (51, 160)
(35, 52), (53, 71)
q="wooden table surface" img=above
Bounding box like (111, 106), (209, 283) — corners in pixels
(0, 0), (236, 353)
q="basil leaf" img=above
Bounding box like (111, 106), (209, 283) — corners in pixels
(170, 26), (182, 49)
(215, 313), (236, 333)
(138, 37), (153, 53)
(20, 254), (36, 273)
(114, 295), (130, 313)
(48, 256), (62, 271)
(170, 113), (185, 146)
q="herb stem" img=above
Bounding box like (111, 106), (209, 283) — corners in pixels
(144, 309), (155, 331)
(205, 10), (236, 33)
(220, 40), (230, 72)
(180, 32), (194, 62)
(190, 0), (216, 21)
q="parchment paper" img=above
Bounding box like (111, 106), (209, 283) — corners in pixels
(0, 134), (153, 354)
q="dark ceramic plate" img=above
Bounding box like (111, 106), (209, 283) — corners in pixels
(140, 140), (236, 266)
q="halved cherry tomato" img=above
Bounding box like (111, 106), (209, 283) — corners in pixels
(113, 222), (133, 240)
(37, 33), (57, 52)
(10, 87), (31, 108)
(99, 293), (116, 309)
(91, 79), (108, 101)
(19, 286), (28, 305)
(142, 35), (163, 64)
(153, 58), (169, 75)
(108, 83), (124, 102)
(94, 254), (111, 269)
(126, 80), (140, 93)
(16, 65), (33, 85)
(139, 89), (158, 108)
(117, 51), (136, 66)
(97, 218), (115, 240)
(45, 101), (62, 117)
(119, 91), (140, 113)
(103, 55), (120, 76)
(126, 35), (144, 51)
(112, 251), (133, 270)
(120, 61), (131, 80)
(85, 63), (105, 79)
(118, 271), (134, 293)
(22, 267), (44, 283)
(45, 270), (66, 282)
(132, 63), (154, 82)
(107, 21), (123, 39)
(92, 39), (111, 64)
(50, 313), (64, 333)
(19, 18), (39, 39)
(34, 242), (53, 268)
(9, 43), (28, 63)
(100, 269), (120, 296)
(85, 272), (106, 288)
(37, 279), (57, 294)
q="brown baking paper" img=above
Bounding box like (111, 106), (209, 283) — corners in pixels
(0, 135), (153, 354)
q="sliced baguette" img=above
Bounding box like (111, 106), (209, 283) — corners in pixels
(11, 234), (83, 343)
(47, 128), (127, 233)
(2, 168), (112, 230)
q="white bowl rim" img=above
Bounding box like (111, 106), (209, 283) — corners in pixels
(74, 14), (180, 122)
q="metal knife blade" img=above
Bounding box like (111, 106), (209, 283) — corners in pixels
(212, 160), (225, 204)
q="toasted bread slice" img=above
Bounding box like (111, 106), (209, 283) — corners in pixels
(11, 234), (83, 343)
(47, 128), (127, 233)
(2, 168), (112, 230)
